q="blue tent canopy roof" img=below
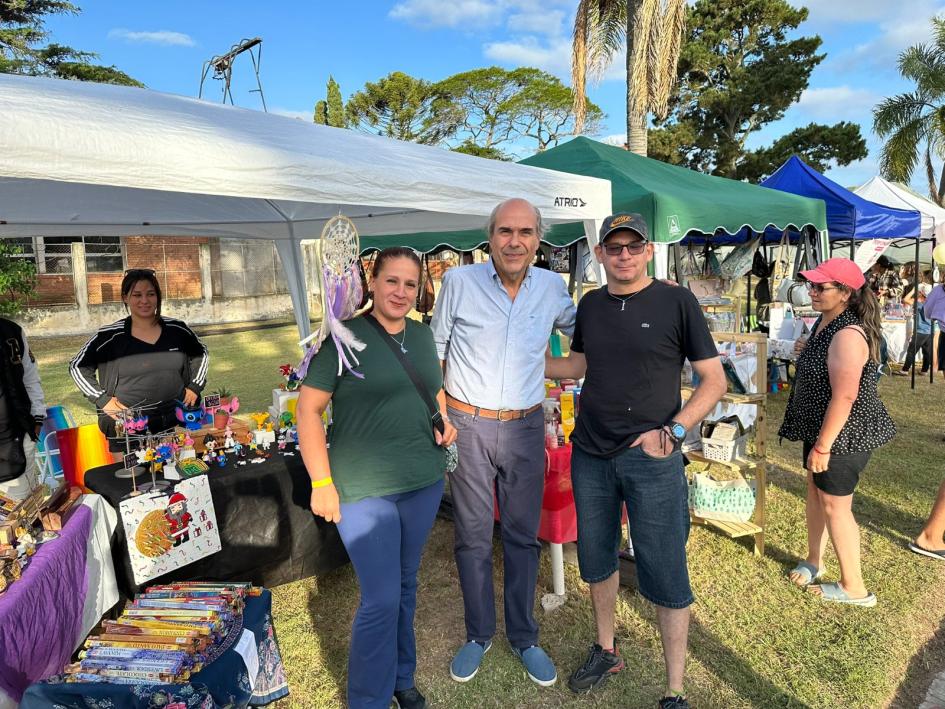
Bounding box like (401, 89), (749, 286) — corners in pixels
(762, 156), (921, 240)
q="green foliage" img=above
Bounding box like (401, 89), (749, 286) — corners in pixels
(325, 76), (345, 128)
(346, 71), (454, 144)
(0, 2), (142, 85)
(0, 242), (37, 317)
(649, 0), (864, 178)
(313, 99), (328, 124)
(449, 140), (510, 160)
(873, 17), (945, 205)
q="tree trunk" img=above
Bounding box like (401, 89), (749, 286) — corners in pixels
(625, 0), (648, 156)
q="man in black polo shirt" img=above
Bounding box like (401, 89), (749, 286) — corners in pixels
(546, 213), (726, 708)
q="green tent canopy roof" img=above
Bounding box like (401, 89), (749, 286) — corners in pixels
(360, 137), (827, 253)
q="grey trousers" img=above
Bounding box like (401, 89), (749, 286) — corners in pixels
(447, 405), (545, 648)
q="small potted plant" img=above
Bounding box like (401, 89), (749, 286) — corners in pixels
(212, 387), (233, 429)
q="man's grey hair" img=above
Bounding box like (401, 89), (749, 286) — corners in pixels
(486, 199), (546, 239)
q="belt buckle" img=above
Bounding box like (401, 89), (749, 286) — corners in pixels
(497, 409), (517, 422)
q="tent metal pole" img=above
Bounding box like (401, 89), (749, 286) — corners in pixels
(912, 234), (920, 390)
(850, 238), (855, 259)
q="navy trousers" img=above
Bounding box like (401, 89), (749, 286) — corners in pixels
(447, 406), (545, 648)
(335, 479), (444, 709)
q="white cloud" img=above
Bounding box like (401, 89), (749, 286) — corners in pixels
(506, 9), (564, 36)
(602, 133), (627, 146)
(795, 86), (880, 121)
(389, 0), (504, 29)
(823, 156), (880, 186)
(803, 0), (911, 23)
(484, 35), (572, 76)
(108, 28), (196, 47)
(831, 3), (945, 71)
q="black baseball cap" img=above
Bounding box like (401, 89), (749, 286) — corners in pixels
(599, 212), (649, 242)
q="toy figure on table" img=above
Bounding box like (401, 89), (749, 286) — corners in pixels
(249, 412), (270, 431)
(215, 449), (227, 467)
(175, 401), (204, 431)
(279, 363), (301, 391)
(223, 425), (236, 450)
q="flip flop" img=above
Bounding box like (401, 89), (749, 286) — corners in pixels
(908, 542), (945, 561)
(787, 561), (823, 588)
(810, 582), (876, 607)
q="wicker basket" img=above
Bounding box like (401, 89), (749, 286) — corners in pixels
(700, 433), (749, 463)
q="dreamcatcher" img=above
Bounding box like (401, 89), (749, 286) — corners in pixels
(297, 214), (366, 379)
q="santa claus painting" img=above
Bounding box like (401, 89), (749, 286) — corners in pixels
(164, 491), (192, 547)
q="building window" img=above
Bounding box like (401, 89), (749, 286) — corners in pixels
(15, 236), (124, 274)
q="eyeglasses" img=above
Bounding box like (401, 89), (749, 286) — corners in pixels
(602, 241), (648, 256)
(805, 282), (840, 294)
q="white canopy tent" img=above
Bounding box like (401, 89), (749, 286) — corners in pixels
(854, 176), (945, 242)
(0, 74), (612, 338)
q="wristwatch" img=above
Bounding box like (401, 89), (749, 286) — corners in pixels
(666, 421), (686, 444)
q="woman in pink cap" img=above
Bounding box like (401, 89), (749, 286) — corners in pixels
(779, 257), (895, 606)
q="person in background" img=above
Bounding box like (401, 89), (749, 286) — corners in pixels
(297, 247), (456, 709)
(545, 213), (726, 708)
(866, 255), (903, 302)
(0, 318), (46, 500)
(70, 269), (208, 451)
(898, 261), (916, 294)
(431, 198), (575, 688)
(922, 275), (945, 376)
(781, 258), (895, 606)
(910, 479), (945, 562)
(897, 278), (933, 376)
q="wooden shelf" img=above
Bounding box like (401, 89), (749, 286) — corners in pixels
(681, 386), (765, 405)
(684, 451), (762, 471)
(691, 515), (764, 539)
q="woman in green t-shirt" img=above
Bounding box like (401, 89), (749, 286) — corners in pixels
(297, 247), (456, 709)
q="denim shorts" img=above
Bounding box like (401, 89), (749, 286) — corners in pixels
(571, 444), (694, 609)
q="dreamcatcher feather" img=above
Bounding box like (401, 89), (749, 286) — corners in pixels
(297, 215), (366, 379)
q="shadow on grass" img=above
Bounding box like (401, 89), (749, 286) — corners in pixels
(887, 615), (945, 709)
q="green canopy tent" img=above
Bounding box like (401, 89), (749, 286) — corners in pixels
(358, 226), (585, 254)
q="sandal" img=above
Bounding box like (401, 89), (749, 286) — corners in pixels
(908, 542), (945, 561)
(809, 581), (876, 607)
(787, 561), (823, 588)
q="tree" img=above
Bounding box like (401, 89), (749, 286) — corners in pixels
(874, 17), (945, 206)
(435, 66), (603, 156)
(648, 0), (866, 178)
(450, 140), (510, 160)
(572, 0), (687, 155)
(313, 76), (346, 127)
(1, 3), (142, 86)
(345, 71), (455, 144)
(0, 242), (37, 317)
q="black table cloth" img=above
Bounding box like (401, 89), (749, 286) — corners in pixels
(85, 451), (349, 596)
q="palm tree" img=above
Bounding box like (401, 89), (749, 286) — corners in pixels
(874, 17), (945, 207)
(571, 0), (686, 155)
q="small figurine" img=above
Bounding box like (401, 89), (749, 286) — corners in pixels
(223, 425), (236, 450)
(285, 425), (298, 445)
(265, 421), (274, 433)
(279, 363), (301, 391)
(279, 411), (294, 429)
(245, 431), (258, 454)
(215, 450), (227, 467)
(249, 412), (270, 431)
(277, 432), (287, 451)
(175, 402), (204, 431)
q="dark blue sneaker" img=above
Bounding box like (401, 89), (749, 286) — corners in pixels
(511, 645), (557, 686)
(449, 640), (491, 682)
(658, 695), (690, 708)
(391, 686), (425, 708)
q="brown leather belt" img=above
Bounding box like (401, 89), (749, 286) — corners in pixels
(446, 395), (542, 422)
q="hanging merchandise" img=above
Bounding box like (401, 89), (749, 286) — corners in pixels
(416, 256), (436, 315)
(719, 237), (761, 280)
(297, 215), (366, 380)
(119, 476), (221, 585)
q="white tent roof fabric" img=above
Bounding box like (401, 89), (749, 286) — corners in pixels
(854, 176), (945, 242)
(0, 75), (612, 337)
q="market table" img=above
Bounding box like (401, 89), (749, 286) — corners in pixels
(84, 451), (349, 597)
(0, 495), (119, 707)
(20, 589), (289, 708)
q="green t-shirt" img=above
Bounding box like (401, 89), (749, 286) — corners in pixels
(303, 315), (445, 503)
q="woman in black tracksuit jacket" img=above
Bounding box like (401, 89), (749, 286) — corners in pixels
(70, 269), (209, 450)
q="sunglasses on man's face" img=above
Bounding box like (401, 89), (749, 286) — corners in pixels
(602, 241), (648, 256)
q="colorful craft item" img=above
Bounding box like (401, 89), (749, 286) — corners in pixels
(56, 424), (112, 490)
(124, 415), (149, 434)
(278, 363), (301, 391)
(175, 403), (204, 431)
(249, 412), (270, 431)
(177, 459), (209, 479)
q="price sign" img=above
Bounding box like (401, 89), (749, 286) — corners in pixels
(123, 452), (139, 470)
(202, 394), (220, 409)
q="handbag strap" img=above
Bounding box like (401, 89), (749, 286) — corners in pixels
(363, 314), (444, 435)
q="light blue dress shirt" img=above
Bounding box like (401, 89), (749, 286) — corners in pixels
(431, 261), (576, 410)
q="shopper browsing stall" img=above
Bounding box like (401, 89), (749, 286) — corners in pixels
(69, 269), (209, 450)
(545, 212), (726, 708)
(431, 198), (575, 688)
(0, 318), (46, 499)
(781, 258), (895, 606)
(297, 247), (456, 709)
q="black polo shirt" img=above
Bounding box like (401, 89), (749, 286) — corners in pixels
(570, 280), (718, 457)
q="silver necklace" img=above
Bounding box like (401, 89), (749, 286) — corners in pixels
(607, 289), (642, 311)
(390, 328), (408, 354)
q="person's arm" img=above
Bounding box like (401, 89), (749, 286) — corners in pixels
(435, 389), (457, 447)
(171, 319), (209, 406)
(19, 329), (46, 437)
(552, 280), (577, 337)
(674, 356), (727, 431)
(429, 270), (456, 362)
(296, 384), (340, 523)
(70, 330), (116, 411)
(545, 350), (586, 380)
(806, 327), (869, 473)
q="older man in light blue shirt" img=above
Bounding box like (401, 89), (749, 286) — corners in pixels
(431, 197), (574, 688)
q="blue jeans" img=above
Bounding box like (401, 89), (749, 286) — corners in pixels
(571, 444), (694, 609)
(335, 479), (444, 709)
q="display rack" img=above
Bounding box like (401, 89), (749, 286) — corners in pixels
(683, 332), (767, 556)
(700, 296), (744, 333)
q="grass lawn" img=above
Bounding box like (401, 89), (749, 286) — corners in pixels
(31, 324), (945, 708)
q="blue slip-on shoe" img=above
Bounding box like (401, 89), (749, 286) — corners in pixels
(512, 645), (557, 687)
(449, 640), (492, 683)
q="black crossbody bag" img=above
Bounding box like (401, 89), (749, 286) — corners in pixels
(364, 314), (444, 436)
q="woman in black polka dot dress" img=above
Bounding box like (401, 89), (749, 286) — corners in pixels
(779, 258), (895, 607)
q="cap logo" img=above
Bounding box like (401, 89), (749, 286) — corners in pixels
(610, 215), (632, 227)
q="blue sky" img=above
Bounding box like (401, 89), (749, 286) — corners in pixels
(44, 0), (945, 189)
